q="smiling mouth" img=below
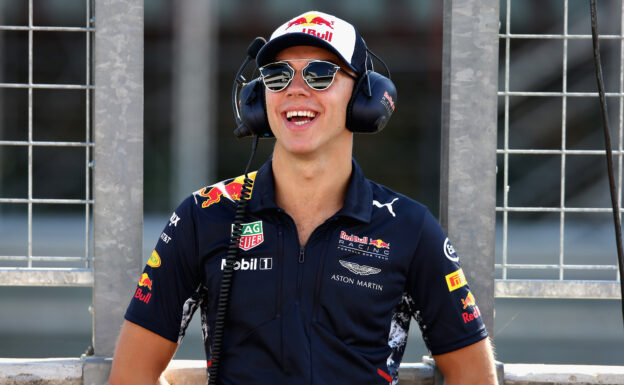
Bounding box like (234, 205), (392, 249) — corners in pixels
(286, 110), (317, 126)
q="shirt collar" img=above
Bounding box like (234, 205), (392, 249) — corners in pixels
(248, 158), (372, 223)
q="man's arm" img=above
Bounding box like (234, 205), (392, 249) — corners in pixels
(108, 320), (178, 385)
(433, 338), (498, 385)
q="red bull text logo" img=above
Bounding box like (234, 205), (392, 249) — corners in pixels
(301, 28), (333, 43)
(461, 291), (476, 309)
(340, 231), (369, 244)
(285, 13), (335, 43)
(138, 272), (153, 291)
(196, 172), (257, 209)
(382, 91), (395, 112)
(134, 287), (151, 304)
(463, 305), (481, 324)
(445, 268), (467, 292)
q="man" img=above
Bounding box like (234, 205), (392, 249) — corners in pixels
(109, 10), (497, 385)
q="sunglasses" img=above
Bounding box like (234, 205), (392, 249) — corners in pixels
(259, 59), (357, 92)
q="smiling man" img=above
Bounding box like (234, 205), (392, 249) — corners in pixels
(109, 10), (498, 385)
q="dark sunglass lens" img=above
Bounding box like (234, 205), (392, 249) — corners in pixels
(261, 63), (293, 91)
(303, 61), (339, 90)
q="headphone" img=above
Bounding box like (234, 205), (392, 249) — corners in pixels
(232, 37), (397, 138)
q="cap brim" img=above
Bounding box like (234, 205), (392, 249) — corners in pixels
(256, 33), (358, 73)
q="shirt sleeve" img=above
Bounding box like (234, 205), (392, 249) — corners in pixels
(124, 195), (201, 343)
(405, 209), (488, 355)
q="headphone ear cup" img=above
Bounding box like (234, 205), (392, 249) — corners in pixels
(346, 71), (397, 133)
(237, 78), (273, 138)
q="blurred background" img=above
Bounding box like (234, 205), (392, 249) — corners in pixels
(1, 0), (623, 365)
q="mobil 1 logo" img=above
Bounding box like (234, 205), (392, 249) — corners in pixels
(220, 257), (273, 271)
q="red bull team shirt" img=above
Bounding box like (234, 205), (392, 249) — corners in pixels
(125, 159), (488, 385)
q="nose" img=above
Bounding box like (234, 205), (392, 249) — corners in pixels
(285, 67), (310, 97)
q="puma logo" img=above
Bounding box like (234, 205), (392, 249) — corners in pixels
(372, 197), (398, 217)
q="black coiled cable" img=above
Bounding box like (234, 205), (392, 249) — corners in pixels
(589, 0), (624, 327)
(208, 135), (260, 385)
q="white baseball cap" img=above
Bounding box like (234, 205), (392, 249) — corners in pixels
(256, 11), (369, 75)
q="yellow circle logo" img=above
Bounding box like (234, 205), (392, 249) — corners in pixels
(147, 250), (161, 268)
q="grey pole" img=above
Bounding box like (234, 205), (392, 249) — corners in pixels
(87, 0), (144, 382)
(0, 2), (4, 199)
(171, 0), (217, 204)
(439, 0), (499, 335)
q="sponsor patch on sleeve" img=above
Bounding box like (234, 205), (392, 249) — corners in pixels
(445, 268), (467, 292)
(147, 250), (161, 268)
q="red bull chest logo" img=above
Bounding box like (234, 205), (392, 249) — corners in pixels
(195, 172), (257, 209)
(285, 13), (334, 43)
(234, 221), (264, 251)
(338, 231), (391, 260)
(369, 238), (391, 249)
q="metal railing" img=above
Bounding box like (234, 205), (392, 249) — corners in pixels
(496, 0), (623, 299)
(0, 0), (94, 286)
(0, 0), (144, 367)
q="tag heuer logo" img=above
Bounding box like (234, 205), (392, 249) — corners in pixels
(233, 221), (264, 251)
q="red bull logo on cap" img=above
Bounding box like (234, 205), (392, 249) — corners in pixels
(284, 12), (335, 43)
(195, 172), (257, 209)
(286, 13), (335, 30)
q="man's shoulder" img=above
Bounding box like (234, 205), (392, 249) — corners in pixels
(189, 171), (258, 211)
(365, 178), (430, 223)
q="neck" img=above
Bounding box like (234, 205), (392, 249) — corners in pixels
(272, 147), (352, 244)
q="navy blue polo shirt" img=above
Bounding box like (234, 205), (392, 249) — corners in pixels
(125, 159), (488, 385)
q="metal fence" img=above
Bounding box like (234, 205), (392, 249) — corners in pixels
(0, 1), (94, 286)
(0, 0), (144, 367)
(495, 0), (622, 299)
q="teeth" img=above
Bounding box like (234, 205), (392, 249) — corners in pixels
(286, 110), (316, 119)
